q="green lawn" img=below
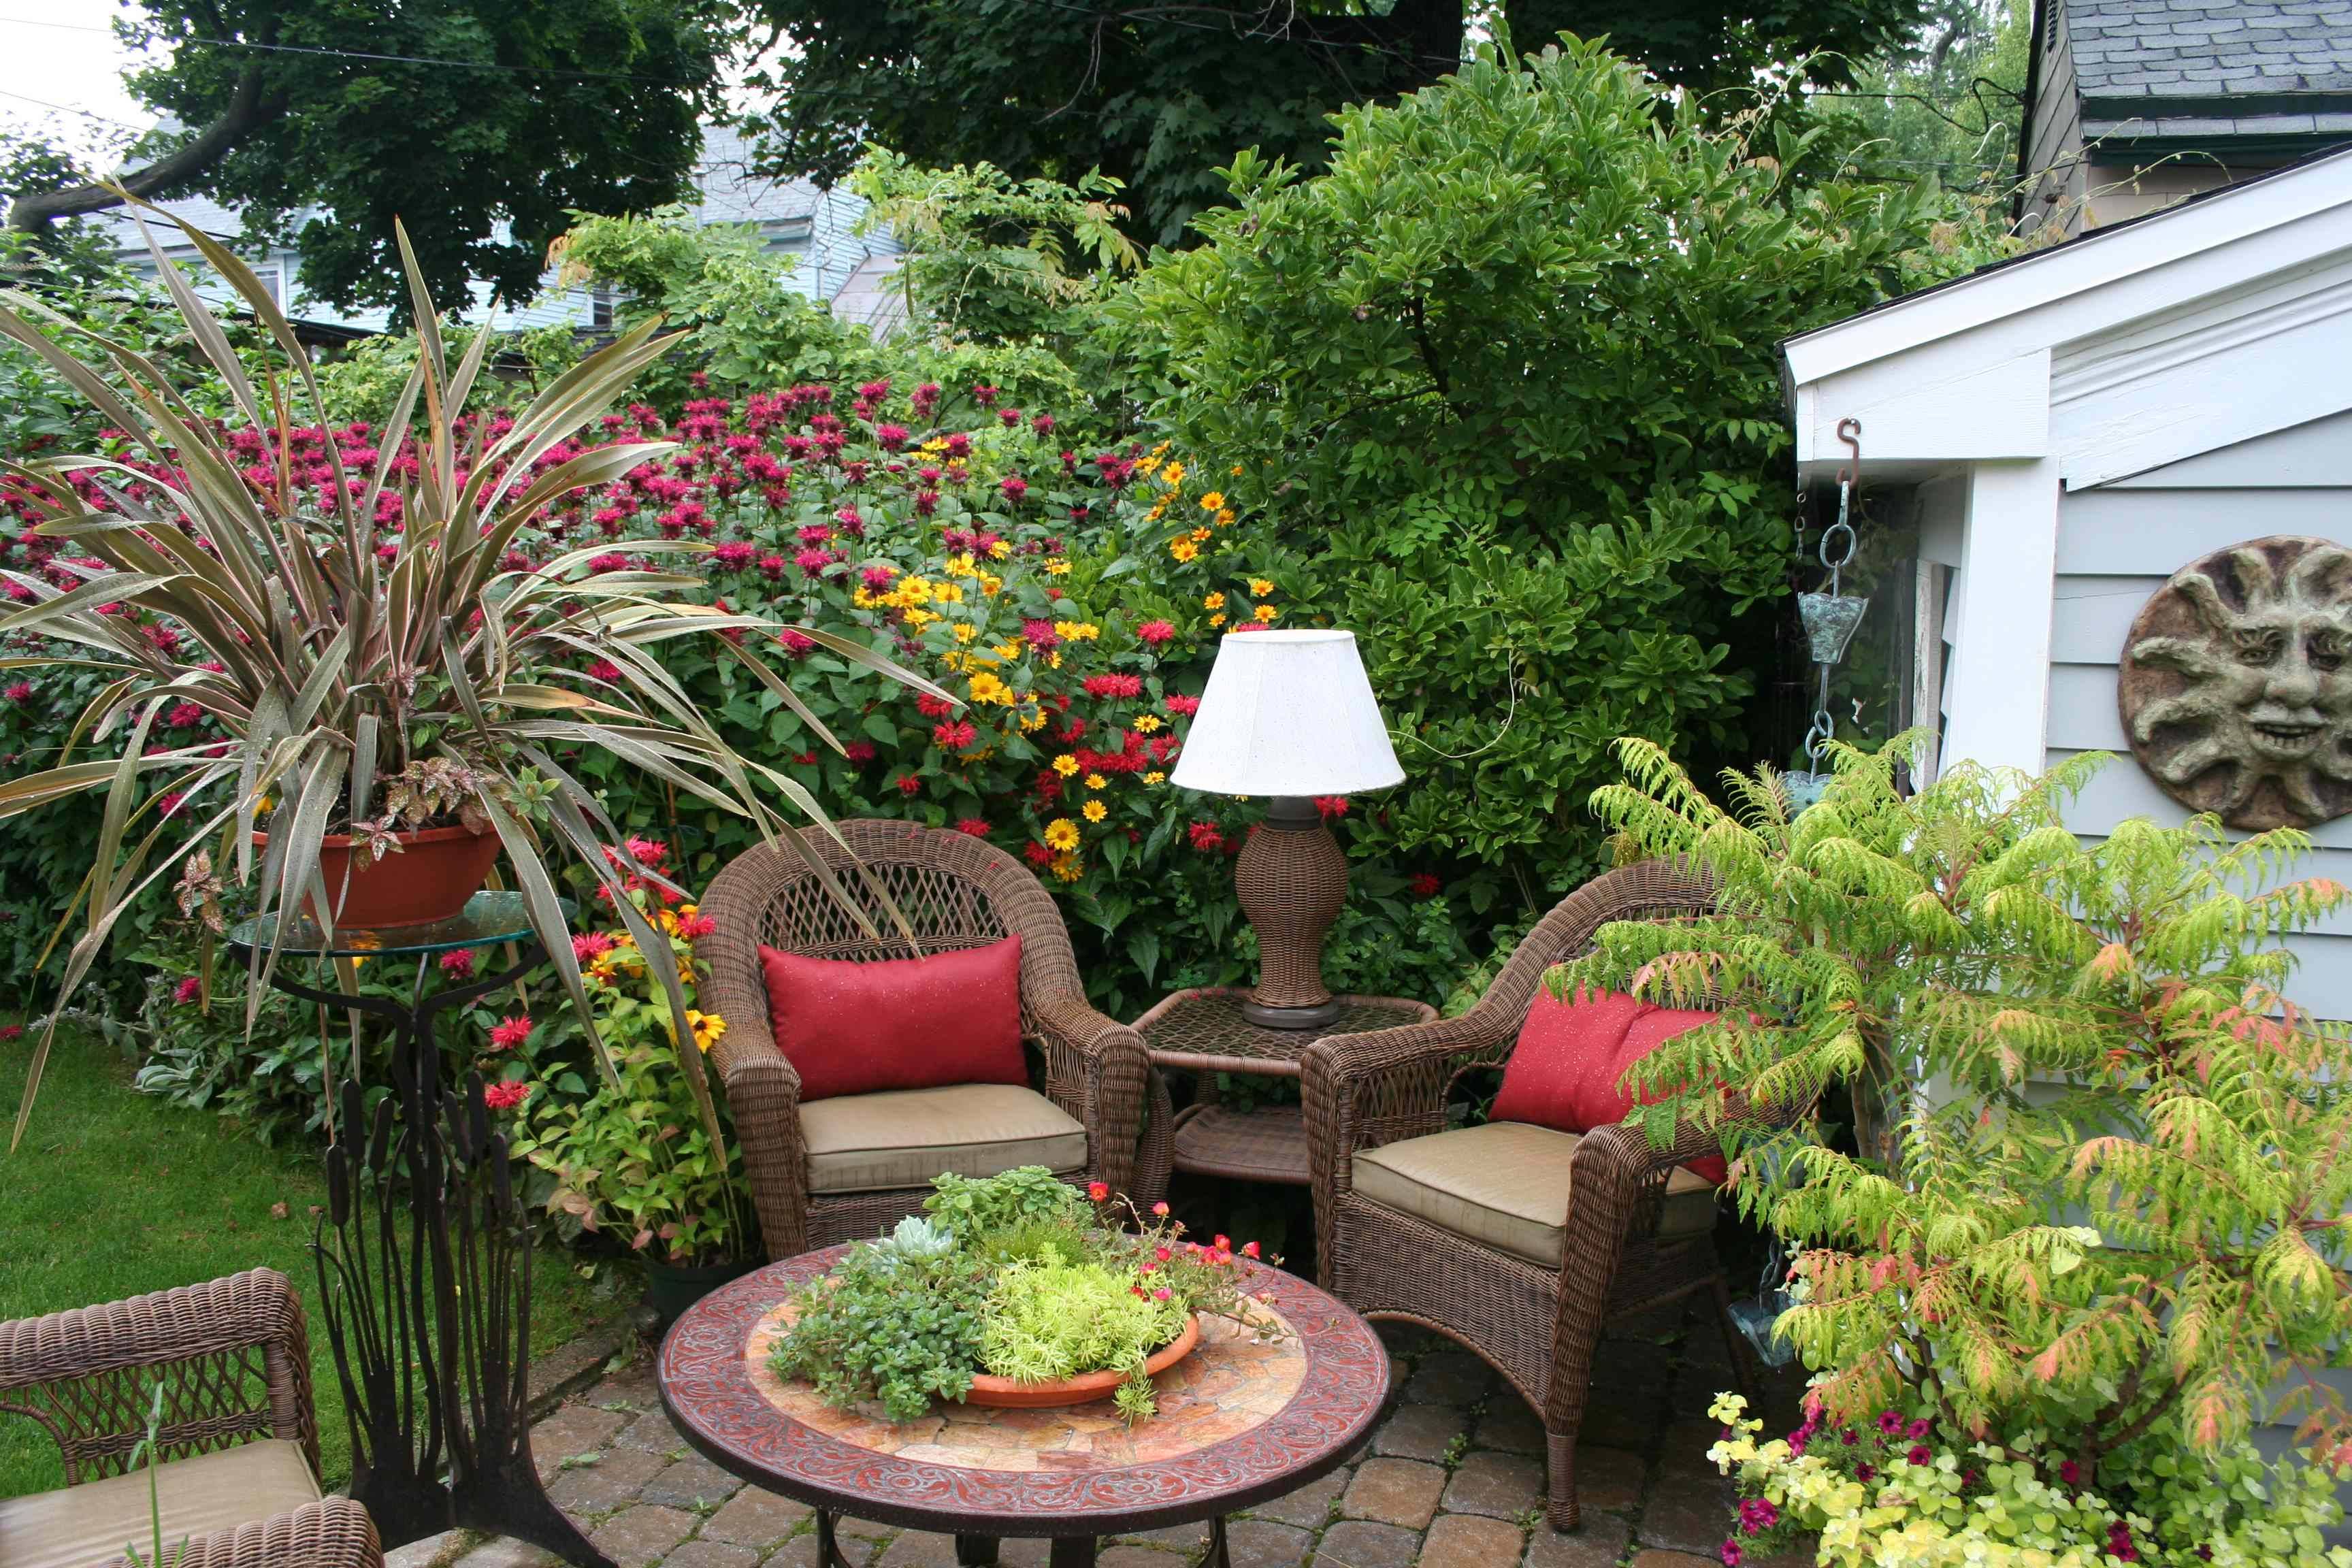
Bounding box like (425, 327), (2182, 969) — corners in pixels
(0, 1028), (627, 1498)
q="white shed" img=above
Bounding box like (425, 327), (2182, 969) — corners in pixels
(1781, 144), (2352, 1016)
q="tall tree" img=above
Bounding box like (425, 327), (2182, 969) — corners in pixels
(740, 0), (1927, 246)
(7, 0), (730, 312)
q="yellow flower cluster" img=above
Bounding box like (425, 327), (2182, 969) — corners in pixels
(1054, 620), (1100, 642)
(968, 671), (1016, 705)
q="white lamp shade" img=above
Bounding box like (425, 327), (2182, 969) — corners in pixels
(1170, 629), (1405, 798)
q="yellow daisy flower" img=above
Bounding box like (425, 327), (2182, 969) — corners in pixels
(1249, 578), (1275, 597)
(1254, 604), (1279, 623)
(1144, 770), (1166, 784)
(1052, 754), (1081, 777)
(1198, 491), (1226, 511)
(1202, 592), (1225, 610)
(1085, 772), (1108, 789)
(1132, 715), (1162, 733)
(1169, 538), (1198, 563)
(1049, 852), (1083, 883)
(1209, 613), (1226, 628)
(1043, 818), (1081, 851)
(1081, 800), (1107, 823)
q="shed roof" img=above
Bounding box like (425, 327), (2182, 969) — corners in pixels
(2055, 0), (2352, 146)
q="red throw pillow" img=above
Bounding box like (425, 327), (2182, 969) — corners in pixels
(1490, 985), (1728, 1185)
(758, 935), (1028, 1102)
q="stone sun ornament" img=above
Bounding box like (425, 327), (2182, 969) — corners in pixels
(2118, 535), (2352, 831)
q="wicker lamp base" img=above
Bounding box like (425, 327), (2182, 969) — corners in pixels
(1235, 797), (1348, 1029)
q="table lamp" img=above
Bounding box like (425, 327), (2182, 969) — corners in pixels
(1171, 629), (1405, 1028)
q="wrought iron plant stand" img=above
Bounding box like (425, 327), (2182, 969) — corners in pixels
(229, 892), (610, 1567)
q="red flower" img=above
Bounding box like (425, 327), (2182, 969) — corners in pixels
(483, 1080), (530, 1111)
(971, 385), (998, 408)
(174, 976), (202, 1004)
(438, 949), (476, 981)
(843, 740), (877, 764)
(1409, 872), (1442, 899)
(589, 658), (622, 683)
(1081, 674), (1143, 700)
(999, 474), (1028, 503)
(1022, 841), (1054, 867)
(1136, 620), (1175, 646)
(0, 1024), (22, 1041)
(896, 774), (924, 796)
(572, 932), (615, 962)
(1241, 1240), (1260, 1258)
(165, 701), (206, 729)
(933, 720), (978, 750)
(917, 693), (956, 717)
(2, 681), (31, 704)
(1022, 619), (1060, 651)
(1313, 796), (1349, 819)
(1164, 694), (1200, 717)
(1087, 1181), (1109, 1202)
(1906, 1444), (1931, 1466)
(1188, 822), (1226, 853)
(953, 818), (990, 837)
(489, 1015), (534, 1051)
(875, 423), (909, 451)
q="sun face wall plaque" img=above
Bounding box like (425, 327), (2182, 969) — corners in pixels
(2118, 535), (2352, 832)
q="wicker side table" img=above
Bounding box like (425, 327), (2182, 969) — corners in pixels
(1133, 989), (1437, 1186)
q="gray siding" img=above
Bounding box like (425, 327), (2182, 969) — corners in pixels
(2044, 410), (2352, 1017)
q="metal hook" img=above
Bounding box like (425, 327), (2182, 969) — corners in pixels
(1834, 416), (1863, 489)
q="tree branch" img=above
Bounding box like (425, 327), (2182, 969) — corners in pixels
(8, 69), (271, 232)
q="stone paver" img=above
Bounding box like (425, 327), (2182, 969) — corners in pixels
(1524, 1516), (1633, 1568)
(1309, 1520), (1420, 1568)
(700, 1486), (811, 1546)
(1341, 1457), (1446, 1529)
(1439, 1450), (1543, 1519)
(1370, 1401), (1465, 1462)
(1226, 1518), (1316, 1568)
(452, 1541), (555, 1568)
(1418, 1512), (1525, 1568)
(531, 1403), (630, 1475)
(638, 1454), (746, 1509)
(382, 1532), (465, 1568)
(587, 1505), (698, 1567)
(517, 1284), (1809, 1568)
(659, 1544), (758, 1568)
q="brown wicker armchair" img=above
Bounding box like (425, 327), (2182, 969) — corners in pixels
(0, 1268), (384, 1568)
(700, 819), (1166, 1258)
(1303, 858), (1791, 1532)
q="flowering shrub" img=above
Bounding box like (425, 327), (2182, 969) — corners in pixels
(504, 867), (745, 1265)
(1708, 1394), (2349, 1568)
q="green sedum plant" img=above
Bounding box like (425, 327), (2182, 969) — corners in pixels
(1558, 734), (2352, 1553)
(980, 1255), (1189, 1422)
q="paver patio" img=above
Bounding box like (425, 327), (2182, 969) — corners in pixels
(387, 1294), (1811, 1568)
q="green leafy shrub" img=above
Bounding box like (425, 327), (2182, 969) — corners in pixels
(926, 1164), (1092, 1239)
(1120, 35), (1984, 912)
(1560, 735), (2352, 1550)
(766, 1239), (992, 1422)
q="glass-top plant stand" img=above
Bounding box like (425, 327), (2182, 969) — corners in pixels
(226, 892), (611, 1568)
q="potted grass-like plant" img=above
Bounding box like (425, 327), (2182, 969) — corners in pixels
(0, 196), (940, 1149)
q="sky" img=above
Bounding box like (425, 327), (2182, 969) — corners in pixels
(0, 0), (163, 167)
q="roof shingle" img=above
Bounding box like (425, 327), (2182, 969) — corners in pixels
(2064, 0), (2352, 107)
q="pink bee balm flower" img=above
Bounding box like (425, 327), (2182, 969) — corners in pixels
(794, 548), (832, 573)
(1164, 694), (1200, 717)
(862, 564), (898, 589)
(956, 819), (990, 836)
(174, 976), (202, 1004)
(999, 474), (1028, 503)
(875, 424), (909, 451)
(589, 659), (622, 682)
(572, 932), (615, 962)
(438, 949), (476, 981)
(483, 1080), (530, 1111)
(489, 1015), (534, 1050)
(777, 629), (816, 656)
(3, 681), (32, 703)
(1082, 674), (1143, 699)
(1136, 620), (1175, 645)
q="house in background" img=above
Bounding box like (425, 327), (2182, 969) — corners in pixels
(2018, 0), (2352, 239)
(1782, 144), (2352, 1016)
(96, 125), (901, 342)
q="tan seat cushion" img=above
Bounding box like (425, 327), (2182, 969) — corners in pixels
(0, 1438), (321, 1568)
(801, 1083), (1090, 1194)
(1351, 1120), (1719, 1269)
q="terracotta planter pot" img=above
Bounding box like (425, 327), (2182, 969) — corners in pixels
(254, 823), (502, 931)
(962, 1315), (1202, 1409)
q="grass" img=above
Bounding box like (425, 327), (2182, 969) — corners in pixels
(0, 1027), (627, 1498)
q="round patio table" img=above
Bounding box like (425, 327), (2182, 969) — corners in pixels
(658, 1245), (1391, 1567)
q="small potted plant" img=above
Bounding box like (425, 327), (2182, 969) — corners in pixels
(767, 1167), (1277, 1423)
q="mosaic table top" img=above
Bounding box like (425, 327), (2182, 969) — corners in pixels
(658, 1245), (1389, 1536)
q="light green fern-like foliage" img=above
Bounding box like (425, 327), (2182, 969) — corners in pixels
(1560, 733), (2352, 1494)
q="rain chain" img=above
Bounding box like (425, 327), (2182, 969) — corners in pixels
(1787, 418), (1869, 813)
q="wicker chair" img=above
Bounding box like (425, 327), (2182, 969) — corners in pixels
(700, 819), (1166, 1258)
(1303, 858), (1791, 1532)
(0, 1268), (384, 1568)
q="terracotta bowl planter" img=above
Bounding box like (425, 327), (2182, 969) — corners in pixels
(255, 823), (502, 931)
(962, 1315), (1202, 1409)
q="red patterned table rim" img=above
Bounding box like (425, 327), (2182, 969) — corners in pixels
(658, 1245), (1390, 1537)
